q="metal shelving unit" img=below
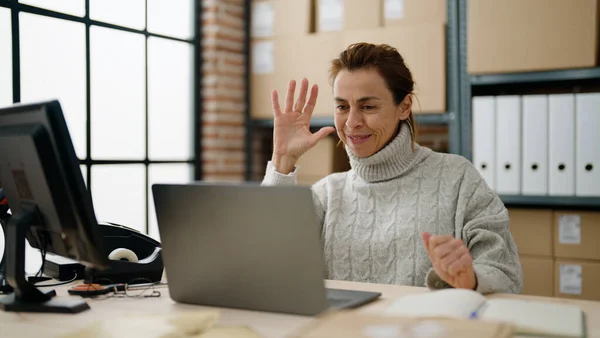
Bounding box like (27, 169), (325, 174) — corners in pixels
(470, 67), (600, 86)
(500, 195), (600, 210)
(456, 0), (600, 209)
(252, 113), (452, 129)
(244, 0), (462, 180)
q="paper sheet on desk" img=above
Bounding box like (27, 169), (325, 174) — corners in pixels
(291, 310), (515, 338)
(60, 310), (263, 338)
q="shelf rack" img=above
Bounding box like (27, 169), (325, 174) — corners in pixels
(243, 0), (600, 209)
(456, 0), (600, 209)
(244, 0), (462, 180)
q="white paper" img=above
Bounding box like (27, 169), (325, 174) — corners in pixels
(251, 41), (274, 74)
(559, 215), (581, 244)
(384, 289), (486, 319)
(251, 1), (274, 37)
(318, 0), (343, 31)
(560, 264), (582, 295)
(385, 0), (404, 19)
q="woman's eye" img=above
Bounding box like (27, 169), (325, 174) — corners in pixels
(363, 105), (375, 111)
(336, 105), (348, 111)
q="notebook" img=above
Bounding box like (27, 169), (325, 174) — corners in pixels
(292, 310), (515, 338)
(384, 289), (586, 338)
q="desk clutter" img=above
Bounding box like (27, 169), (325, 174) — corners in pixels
(55, 288), (586, 338)
(60, 310), (262, 338)
(293, 311), (515, 338)
(293, 290), (584, 338)
(41, 222), (165, 286)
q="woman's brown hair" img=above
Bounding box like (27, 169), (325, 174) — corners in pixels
(329, 42), (418, 148)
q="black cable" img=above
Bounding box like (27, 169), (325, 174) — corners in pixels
(35, 272), (78, 287)
(34, 231), (49, 278)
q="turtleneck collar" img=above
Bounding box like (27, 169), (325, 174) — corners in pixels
(346, 121), (424, 183)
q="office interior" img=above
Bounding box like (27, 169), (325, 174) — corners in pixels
(0, 0), (600, 336)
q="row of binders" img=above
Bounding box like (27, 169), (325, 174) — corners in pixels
(472, 93), (600, 197)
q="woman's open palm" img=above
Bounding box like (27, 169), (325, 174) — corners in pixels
(271, 78), (335, 173)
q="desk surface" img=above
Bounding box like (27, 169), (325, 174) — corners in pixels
(2, 280), (600, 338)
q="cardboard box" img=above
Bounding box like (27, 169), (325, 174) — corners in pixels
(251, 32), (342, 118)
(508, 208), (553, 257)
(252, 0), (314, 38)
(297, 174), (326, 186)
(316, 0), (383, 32)
(384, 0), (446, 26)
(342, 24), (446, 113)
(296, 135), (350, 177)
(344, 0), (383, 30)
(273, 0), (314, 36)
(467, 0), (600, 74)
(520, 255), (554, 297)
(553, 211), (600, 261)
(272, 32), (343, 117)
(554, 259), (600, 301)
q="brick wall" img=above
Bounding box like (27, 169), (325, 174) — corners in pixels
(201, 0), (247, 182)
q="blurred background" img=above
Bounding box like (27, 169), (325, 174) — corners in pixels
(0, 0), (599, 301)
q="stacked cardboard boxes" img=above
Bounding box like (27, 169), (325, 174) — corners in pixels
(250, 0), (447, 120)
(508, 209), (555, 297)
(509, 208), (600, 301)
(468, 0), (600, 74)
(553, 211), (600, 301)
(250, 0), (447, 178)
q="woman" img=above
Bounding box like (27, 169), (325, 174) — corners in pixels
(261, 42), (522, 294)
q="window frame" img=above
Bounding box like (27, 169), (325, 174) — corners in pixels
(0, 0), (202, 235)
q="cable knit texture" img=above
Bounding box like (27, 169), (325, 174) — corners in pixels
(262, 121), (523, 294)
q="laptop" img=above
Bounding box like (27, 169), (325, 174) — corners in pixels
(152, 182), (381, 316)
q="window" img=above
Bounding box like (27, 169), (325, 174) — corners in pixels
(0, 0), (200, 273)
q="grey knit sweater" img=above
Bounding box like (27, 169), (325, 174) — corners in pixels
(262, 121), (523, 294)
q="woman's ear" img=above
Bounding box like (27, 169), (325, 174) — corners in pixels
(397, 94), (412, 120)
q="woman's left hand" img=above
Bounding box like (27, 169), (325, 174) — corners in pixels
(421, 232), (477, 290)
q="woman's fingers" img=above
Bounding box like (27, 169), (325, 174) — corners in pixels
(294, 78), (309, 113)
(427, 235), (454, 258)
(310, 127), (335, 146)
(285, 80), (296, 113)
(433, 239), (462, 262)
(271, 90), (282, 117)
(447, 251), (472, 276)
(303, 84), (319, 116)
(440, 244), (468, 273)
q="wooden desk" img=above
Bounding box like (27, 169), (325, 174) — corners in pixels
(1, 280), (600, 337)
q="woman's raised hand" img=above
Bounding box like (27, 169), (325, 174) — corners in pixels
(270, 78), (335, 174)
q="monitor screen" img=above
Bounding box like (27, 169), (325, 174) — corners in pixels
(0, 100), (108, 313)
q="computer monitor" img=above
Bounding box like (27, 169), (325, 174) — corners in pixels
(0, 100), (109, 313)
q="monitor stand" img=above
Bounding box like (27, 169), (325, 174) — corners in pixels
(0, 208), (90, 313)
(0, 214), (13, 294)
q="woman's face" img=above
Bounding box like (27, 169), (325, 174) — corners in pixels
(333, 68), (411, 158)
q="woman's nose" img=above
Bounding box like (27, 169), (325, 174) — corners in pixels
(346, 109), (363, 129)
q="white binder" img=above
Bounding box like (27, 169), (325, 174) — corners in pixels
(548, 94), (575, 196)
(521, 95), (548, 195)
(472, 96), (496, 190)
(495, 96), (521, 195)
(575, 93), (600, 196)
